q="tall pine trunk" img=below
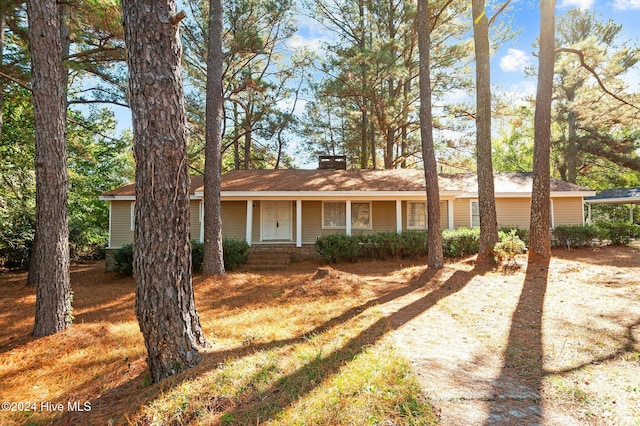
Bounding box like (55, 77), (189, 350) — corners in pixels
(122, 0), (207, 382)
(529, 0), (556, 259)
(417, 0), (443, 269)
(27, 0), (72, 337)
(202, 0), (225, 276)
(472, 0), (499, 262)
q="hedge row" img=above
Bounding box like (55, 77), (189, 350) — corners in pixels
(113, 238), (249, 275)
(552, 222), (640, 247)
(315, 228), (485, 263)
(314, 222), (640, 263)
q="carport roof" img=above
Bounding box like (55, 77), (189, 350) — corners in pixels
(585, 187), (640, 204)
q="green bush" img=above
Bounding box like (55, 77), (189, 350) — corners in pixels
(498, 226), (529, 245)
(113, 243), (134, 275)
(552, 224), (600, 248)
(114, 239), (249, 275)
(222, 238), (250, 270)
(494, 229), (526, 266)
(191, 242), (204, 272)
(441, 227), (480, 258)
(358, 231), (427, 260)
(596, 222), (640, 245)
(315, 234), (362, 263)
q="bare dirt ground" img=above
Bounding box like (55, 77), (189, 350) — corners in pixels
(1, 244), (639, 425)
(347, 244), (640, 425)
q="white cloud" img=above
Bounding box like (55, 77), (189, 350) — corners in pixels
(613, 0), (640, 10)
(499, 49), (533, 73)
(285, 34), (327, 52)
(558, 0), (595, 8)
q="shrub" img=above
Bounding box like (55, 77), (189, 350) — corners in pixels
(191, 242), (204, 272)
(222, 238), (250, 270)
(114, 239), (249, 275)
(596, 222), (640, 245)
(498, 226), (529, 245)
(113, 243), (134, 275)
(315, 234), (361, 263)
(359, 231), (427, 260)
(441, 227), (480, 258)
(552, 224), (600, 248)
(494, 230), (526, 271)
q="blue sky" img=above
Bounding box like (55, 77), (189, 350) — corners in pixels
(114, 0), (640, 166)
(492, 0), (640, 97)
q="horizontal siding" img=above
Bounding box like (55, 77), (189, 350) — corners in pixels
(221, 201), (246, 240)
(302, 201), (335, 242)
(453, 199), (471, 229)
(439, 201), (448, 231)
(553, 197), (584, 226)
(110, 201), (133, 248)
(496, 198), (531, 229)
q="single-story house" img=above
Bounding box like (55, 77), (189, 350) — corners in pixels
(99, 169), (594, 266)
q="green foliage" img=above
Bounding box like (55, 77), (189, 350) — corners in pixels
(358, 232), (427, 260)
(441, 227), (480, 258)
(552, 225), (601, 248)
(499, 226), (530, 245)
(596, 222), (640, 245)
(316, 228), (485, 263)
(191, 242), (204, 272)
(221, 238), (250, 270)
(315, 234), (362, 263)
(113, 244), (134, 275)
(494, 230), (526, 265)
(118, 239), (250, 275)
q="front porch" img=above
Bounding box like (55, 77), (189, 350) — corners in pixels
(223, 199), (456, 248)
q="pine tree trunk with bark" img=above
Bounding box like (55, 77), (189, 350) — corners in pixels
(529, 0), (556, 260)
(472, 0), (499, 262)
(417, 0), (443, 269)
(122, 0), (207, 383)
(202, 0), (225, 276)
(27, 0), (72, 337)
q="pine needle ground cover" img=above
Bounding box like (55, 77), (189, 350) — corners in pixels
(0, 261), (436, 425)
(1, 244), (639, 425)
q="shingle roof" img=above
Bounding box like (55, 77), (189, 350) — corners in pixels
(101, 170), (591, 197)
(211, 170), (589, 193)
(101, 175), (204, 197)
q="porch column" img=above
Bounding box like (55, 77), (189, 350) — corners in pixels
(396, 200), (402, 233)
(199, 200), (204, 243)
(448, 200), (454, 230)
(246, 200), (253, 246)
(346, 200), (352, 236)
(587, 203), (592, 225)
(296, 200), (302, 247)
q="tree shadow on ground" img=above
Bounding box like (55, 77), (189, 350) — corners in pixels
(211, 266), (480, 424)
(54, 264), (481, 425)
(485, 256), (549, 425)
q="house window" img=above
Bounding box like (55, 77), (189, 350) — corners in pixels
(351, 202), (371, 229)
(322, 201), (372, 229)
(407, 202), (427, 229)
(323, 202), (346, 228)
(471, 200), (480, 227)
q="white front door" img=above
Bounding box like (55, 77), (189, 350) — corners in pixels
(261, 201), (292, 241)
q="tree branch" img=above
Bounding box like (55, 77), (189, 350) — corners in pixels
(556, 47), (640, 111)
(488, 0), (512, 27)
(0, 71), (31, 91)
